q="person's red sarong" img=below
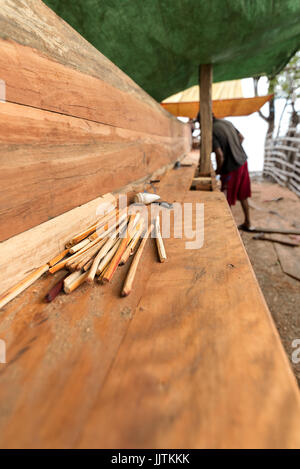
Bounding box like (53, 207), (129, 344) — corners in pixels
(221, 161), (251, 206)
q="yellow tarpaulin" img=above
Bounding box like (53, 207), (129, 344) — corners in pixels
(163, 80), (243, 102)
(161, 80), (272, 119)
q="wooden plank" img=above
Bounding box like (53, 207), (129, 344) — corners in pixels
(0, 1), (189, 241)
(193, 177), (212, 183)
(253, 233), (300, 247)
(0, 193), (115, 297)
(0, 102), (189, 241)
(0, 162), (197, 449)
(250, 227), (300, 235)
(0, 102), (187, 147)
(0, 163), (299, 448)
(76, 192), (300, 449)
(199, 64), (213, 175)
(0, 151), (197, 305)
(192, 177), (212, 191)
(0, 142), (171, 241)
(0, 257), (156, 449)
(0, 38), (186, 138)
(180, 152), (199, 166)
(274, 243), (300, 281)
(264, 219), (300, 281)
(210, 166), (219, 191)
(195, 185), (212, 191)
(0, 0), (169, 115)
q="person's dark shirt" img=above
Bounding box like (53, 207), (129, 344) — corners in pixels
(212, 118), (247, 174)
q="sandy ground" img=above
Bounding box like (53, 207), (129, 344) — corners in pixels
(231, 178), (300, 385)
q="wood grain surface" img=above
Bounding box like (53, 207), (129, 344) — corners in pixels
(199, 64), (213, 175)
(0, 0), (168, 112)
(0, 102), (188, 240)
(0, 38), (184, 137)
(0, 160), (299, 449)
(0, 193), (116, 297)
(0, 1), (189, 240)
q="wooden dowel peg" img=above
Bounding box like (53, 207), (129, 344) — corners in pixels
(69, 238), (90, 254)
(119, 220), (144, 265)
(45, 274), (67, 302)
(50, 236), (105, 273)
(102, 215), (138, 283)
(48, 249), (69, 267)
(83, 256), (96, 271)
(87, 229), (125, 284)
(70, 207), (118, 245)
(96, 239), (121, 277)
(0, 265), (49, 310)
(121, 223), (154, 297)
(64, 271), (88, 294)
(75, 238), (108, 271)
(155, 215), (167, 263)
(63, 270), (82, 289)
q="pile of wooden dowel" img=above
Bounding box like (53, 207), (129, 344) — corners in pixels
(0, 205), (167, 309)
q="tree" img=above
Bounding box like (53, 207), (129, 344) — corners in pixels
(274, 51), (300, 134)
(253, 51), (300, 137)
(253, 76), (275, 137)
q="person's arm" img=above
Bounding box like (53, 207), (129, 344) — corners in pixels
(237, 129), (244, 143)
(212, 134), (224, 174)
(215, 147), (224, 175)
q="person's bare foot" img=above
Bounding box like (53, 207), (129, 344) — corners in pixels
(238, 222), (255, 232)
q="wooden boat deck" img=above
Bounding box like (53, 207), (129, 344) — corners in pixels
(0, 161), (299, 449)
(0, 1), (299, 450)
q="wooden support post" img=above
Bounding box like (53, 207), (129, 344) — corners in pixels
(199, 64), (213, 175)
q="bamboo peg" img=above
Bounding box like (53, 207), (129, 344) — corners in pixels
(121, 223), (154, 297)
(88, 232), (99, 241)
(69, 238), (90, 254)
(77, 217), (128, 275)
(102, 215), (138, 283)
(154, 215), (167, 263)
(85, 208), (127, 242)
(50, 235), (105, 273)
(130, 211), (141, 229)
(0, 265), (49, 310)
(66, 261), (79, 273)
(75, 238), (108, 271)
(130, 223), (145, 255)
(98, 264), (109, 283)
(49, 249), (83, 273)
(96, 239), (121, 276)
(101, 238), (128, 283)
(64, 271), (88, 294)
(50, 212), (128, 274)
(87, 233), (122, 283)
(74, 254), (94, 272)
(65, 242), (99, 270)
(48, 249), (69, 267)
(83, 256), (96, 271)
(119, 220), (144, 265)
(92, 211), (128, 241)
(69, 207), (119, 245)
(63, 270), (82, 289)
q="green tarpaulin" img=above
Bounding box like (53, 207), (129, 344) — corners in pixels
(45, 0), (300, 101)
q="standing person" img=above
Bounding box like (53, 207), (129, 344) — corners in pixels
(212, 116), (253, 231)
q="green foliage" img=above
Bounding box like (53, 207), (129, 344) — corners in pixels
(273, 51), (300, 102)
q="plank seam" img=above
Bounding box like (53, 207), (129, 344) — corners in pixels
(3, 99), (185, 139)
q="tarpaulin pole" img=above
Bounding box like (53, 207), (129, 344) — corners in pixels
(199, 64), (213, 175)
